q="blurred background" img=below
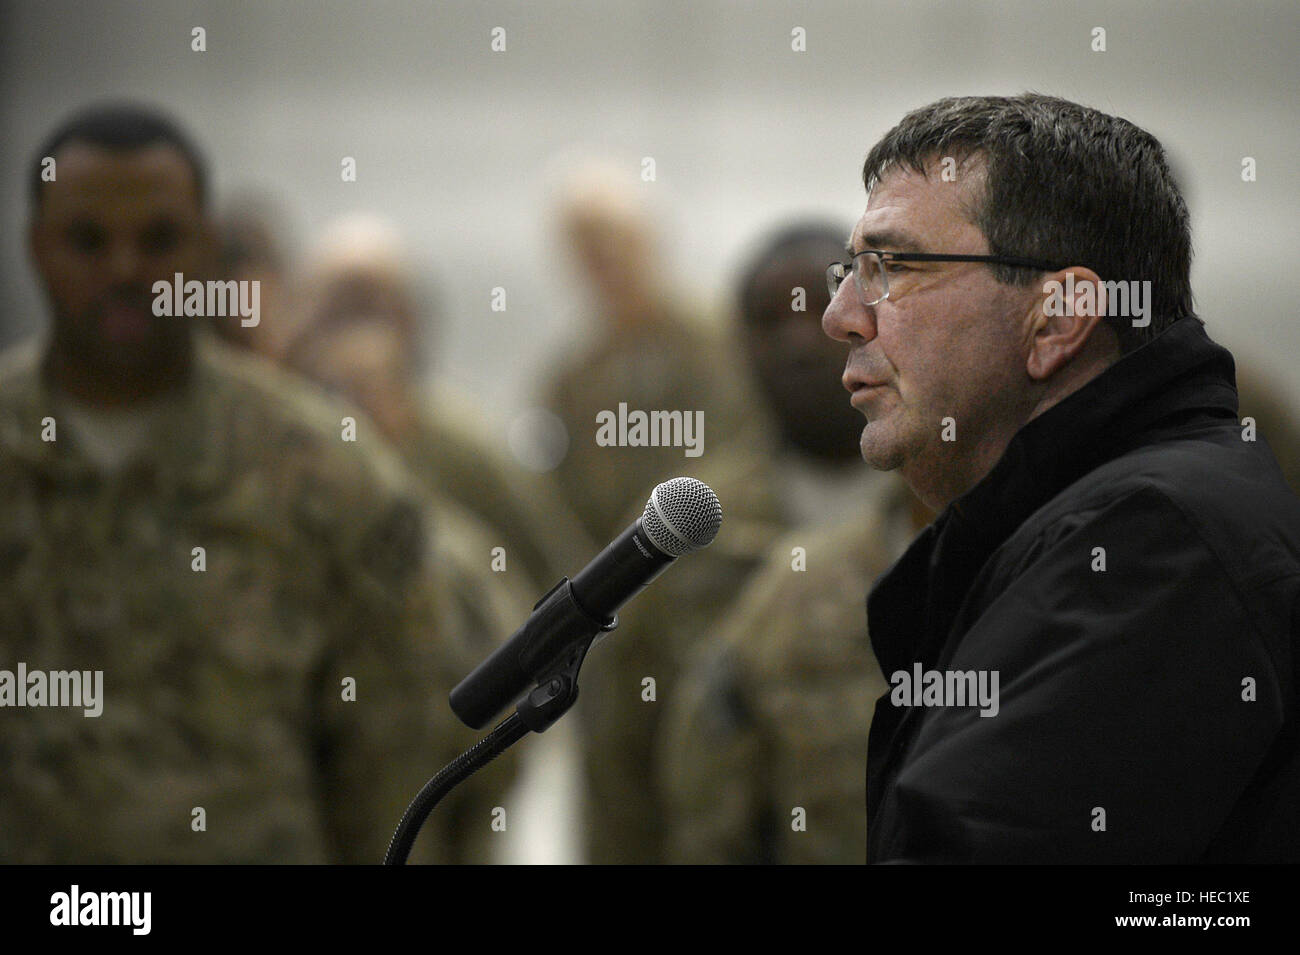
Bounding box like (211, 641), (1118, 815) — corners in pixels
(3, 0), (1298, 403)
(2, 0), (1297, 865)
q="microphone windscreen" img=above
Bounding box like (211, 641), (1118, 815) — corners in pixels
(641, 477), (722, 556)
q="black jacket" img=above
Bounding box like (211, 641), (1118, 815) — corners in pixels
(866, 316), (1300, 863)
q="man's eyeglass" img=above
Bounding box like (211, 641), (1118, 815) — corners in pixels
(827, 250), (1065, 306)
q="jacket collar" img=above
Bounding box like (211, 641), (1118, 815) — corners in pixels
(868, 315), (1239, 674)
(950, 315), (1237, 545)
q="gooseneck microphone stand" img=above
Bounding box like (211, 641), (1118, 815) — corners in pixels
(383, 580), (614, 866)
(385, 476), (723, 864)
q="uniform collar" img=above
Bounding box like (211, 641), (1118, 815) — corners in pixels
(1, 333), (233, 496)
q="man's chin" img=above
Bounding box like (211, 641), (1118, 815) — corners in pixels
(57, 322), (191, 387)
(859, 426), (906, 472)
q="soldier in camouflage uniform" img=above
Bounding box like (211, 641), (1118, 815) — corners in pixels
(657, 481), (923, 864)
(541, 165), (776, 547)
(539, 163), (788, 862)
(543, 297), (786, 864)
(282, 215), (594, 595)
(0, 103), (518, 863)
(655, 223), (933, 864)
(206, 192), (293, 360)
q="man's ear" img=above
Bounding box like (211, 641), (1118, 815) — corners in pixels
(27, 215), (53, 286)
(1025, 266), (1110, 381)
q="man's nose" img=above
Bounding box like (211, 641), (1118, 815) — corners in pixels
(822, 275), (877, 344)
(106, 239), (146, 284)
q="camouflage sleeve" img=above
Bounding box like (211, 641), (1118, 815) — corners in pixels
(656, 631), (774, 864)
(308, 494), (434, 863)
(310, 473), (522, 864)
(421, 498), (535, 864)
(656, 513), (890, 866)
(419, 385), (596, 589)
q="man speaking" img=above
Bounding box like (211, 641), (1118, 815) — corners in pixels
(822, 93), (1300, 863)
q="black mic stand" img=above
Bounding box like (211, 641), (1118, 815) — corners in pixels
(383, 578), (616, 865)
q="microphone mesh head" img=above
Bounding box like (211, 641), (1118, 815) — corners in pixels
(642, 477), (723, 557)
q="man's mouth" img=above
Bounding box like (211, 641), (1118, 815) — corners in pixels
(98, 301), (154, 343)
(849, 381), (889, 409)
(844, 361), (892, 405)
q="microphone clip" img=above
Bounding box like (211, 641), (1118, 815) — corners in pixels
(511, 577), (617, 734)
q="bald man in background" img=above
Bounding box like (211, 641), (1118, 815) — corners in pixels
(538, 159), (787, 862)
(280, 215), (592, 596)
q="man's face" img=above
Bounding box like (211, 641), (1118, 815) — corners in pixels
(29, 142), (211, 379)
(562, 213), (655, 319)
(821, 161), (1037, 508)
(743, 246), (865, 461)
(293, 318), (415, 442)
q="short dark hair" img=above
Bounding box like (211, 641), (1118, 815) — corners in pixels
(30, 101), (209, 211)
(861, 93), (1195, 353)
(735, 221), (847, 324)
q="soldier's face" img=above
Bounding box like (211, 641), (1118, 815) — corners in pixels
(821, 161), (1036, 510)
(29, 142), (211, 377)
(563, 214), (655, 318)
(294, 318), (416, 440)
(743, 248), (864, 461)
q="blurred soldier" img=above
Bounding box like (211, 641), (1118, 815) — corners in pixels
(659, 482), (921, 864)
(734, 223), (897, 525)
(542, 160), (777, 546)
(657, 223), (931, 863)
(207, 192), (293, 359)
(1237, 365), (1300, 496)
(282, 215), (592, 594)
(0, 102), (515, 863)
(539, 160), (787, 862)
(1157, 150), (1300, 496)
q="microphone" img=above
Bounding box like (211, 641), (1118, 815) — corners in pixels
(449, 477), (723, 729)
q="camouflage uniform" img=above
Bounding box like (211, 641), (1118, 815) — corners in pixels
(544, 307), (774, 546)
(656, 477), (916, 864)
(0, 333), (522, 864)
(543, 306), (788, 862)
(406, 382), (595, 592)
